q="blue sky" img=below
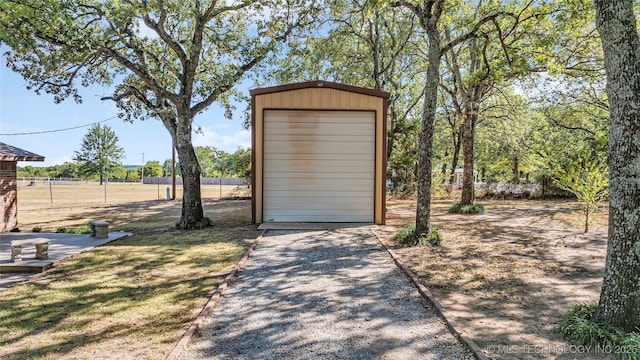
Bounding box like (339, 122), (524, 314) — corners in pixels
(0, 64), (251, 167)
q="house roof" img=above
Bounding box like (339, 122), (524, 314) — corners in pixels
(249, 80), (390, 99)
(0, 142), (45, 162)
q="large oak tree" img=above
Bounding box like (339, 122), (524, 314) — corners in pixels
(593, 0), (640, 332)
(0, 0), (319, 228)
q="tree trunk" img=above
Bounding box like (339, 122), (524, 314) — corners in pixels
(174, 115), (206, 229)
(449, 127), (462, 185)
(461, 110), (477, 205)
(584, 206), (589, 233)
(415, 27), (441, 236)
(593, 0), (640, 331)
(387, 106), (397, 160)
(512, 155), (520, 183)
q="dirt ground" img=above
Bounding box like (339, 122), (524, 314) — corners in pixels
(376, 198), (611, 360)
(15, 182), (249, 231)
(12, 184), (612, 359)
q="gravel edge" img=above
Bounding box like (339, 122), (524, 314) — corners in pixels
(166, 228), (490, 360)
(372, 230), (490, 360)
(165, 229), (267, 360)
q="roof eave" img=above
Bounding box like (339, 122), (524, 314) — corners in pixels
(0, 156), (45, 162)
(250, 80), (391, 99)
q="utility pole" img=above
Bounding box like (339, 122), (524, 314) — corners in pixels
(141, 152), (145, 184)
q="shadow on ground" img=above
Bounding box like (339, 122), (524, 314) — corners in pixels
(380, 199), (610, 360)
(0, 199), (257, 360)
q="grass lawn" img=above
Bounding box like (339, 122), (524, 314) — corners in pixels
(0, 183), (256, 359)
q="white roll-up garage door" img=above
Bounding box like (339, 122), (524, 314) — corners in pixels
(263, 110), (375, 222)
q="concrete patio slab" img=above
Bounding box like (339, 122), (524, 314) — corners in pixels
(0, 231), (132, 289)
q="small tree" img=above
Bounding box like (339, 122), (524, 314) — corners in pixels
(553, 159), (608, 233)
(139, 161), (163, 178)
(231, 147), (251, 184)
(73, 124), (124, 185)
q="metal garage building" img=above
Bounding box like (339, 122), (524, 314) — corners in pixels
(250, 81), (389, 225)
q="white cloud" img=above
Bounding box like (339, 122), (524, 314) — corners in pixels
(192, 128), (251, 152)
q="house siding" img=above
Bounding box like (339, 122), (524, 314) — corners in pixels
(1, 161), (18, 232)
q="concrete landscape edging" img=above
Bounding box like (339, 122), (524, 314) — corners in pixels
(372, 230), (490, 360)
(166, 227), (489, 360)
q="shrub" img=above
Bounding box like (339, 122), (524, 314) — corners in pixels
(53, 226), (93, 234)
(557, 304), (640, 360)
(32, 226), (42, 232)
(66, 226), (92, 234)
(9, 227), (20, 232)
(448, 202), (485, 214)
(428, 227), (444, 246)
(394, 223), (444, 246)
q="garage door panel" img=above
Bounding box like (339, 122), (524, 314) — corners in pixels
(264, 190), (372, 198)
(263, 215), (374, 222)
(264, 159), (373, 172)
(264, 153), (374, 162)
(264, 196), (372, 208)
(265, 202), (373, 212)
(263, 110), (374, 223)
(264, 209), (373, 216)
(265, 111), (373, 122)
(264, 171), (372, 180)
(264, 179), (374, 192)
(264, 124), (373, 134)
(264, 141), (374, 155)
(264, 134), (372, 143)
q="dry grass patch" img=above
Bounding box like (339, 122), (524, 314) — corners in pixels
(379, 198), (611, 359)
(1, 184), (256, 359)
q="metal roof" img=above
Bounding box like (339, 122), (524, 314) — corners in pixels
(0, 142), (45, 161)
(250, 80), (390, 99)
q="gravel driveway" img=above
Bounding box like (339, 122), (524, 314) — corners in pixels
(179, 229), (475, 360)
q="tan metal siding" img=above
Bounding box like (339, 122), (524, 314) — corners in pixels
(263, 110), (374, 222)
(253, 86), (386, 224)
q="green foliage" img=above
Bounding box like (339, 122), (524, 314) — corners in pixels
(67, 227), (92, 234)
(191, 146), (250, 179)
(431, 170), (451, 199)
(449, 202), (485, 214)
(427, 227), (444, 246)
(557, 304), (640, 360)
(139, 161), (163, 178)
(55, 226), (92, 234)
(73, 124), (124, 184)
(232, 147), (252, 183)
(9, 227), (20, 232)
(553, 158), (608, 232)
(394, 223), (444, 247)
(1, 0), (321, 226)
(17, 165), (52, 178)
(31, 226), (42, 232)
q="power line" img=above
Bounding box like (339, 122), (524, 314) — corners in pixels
(0, 116), (119, 136)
